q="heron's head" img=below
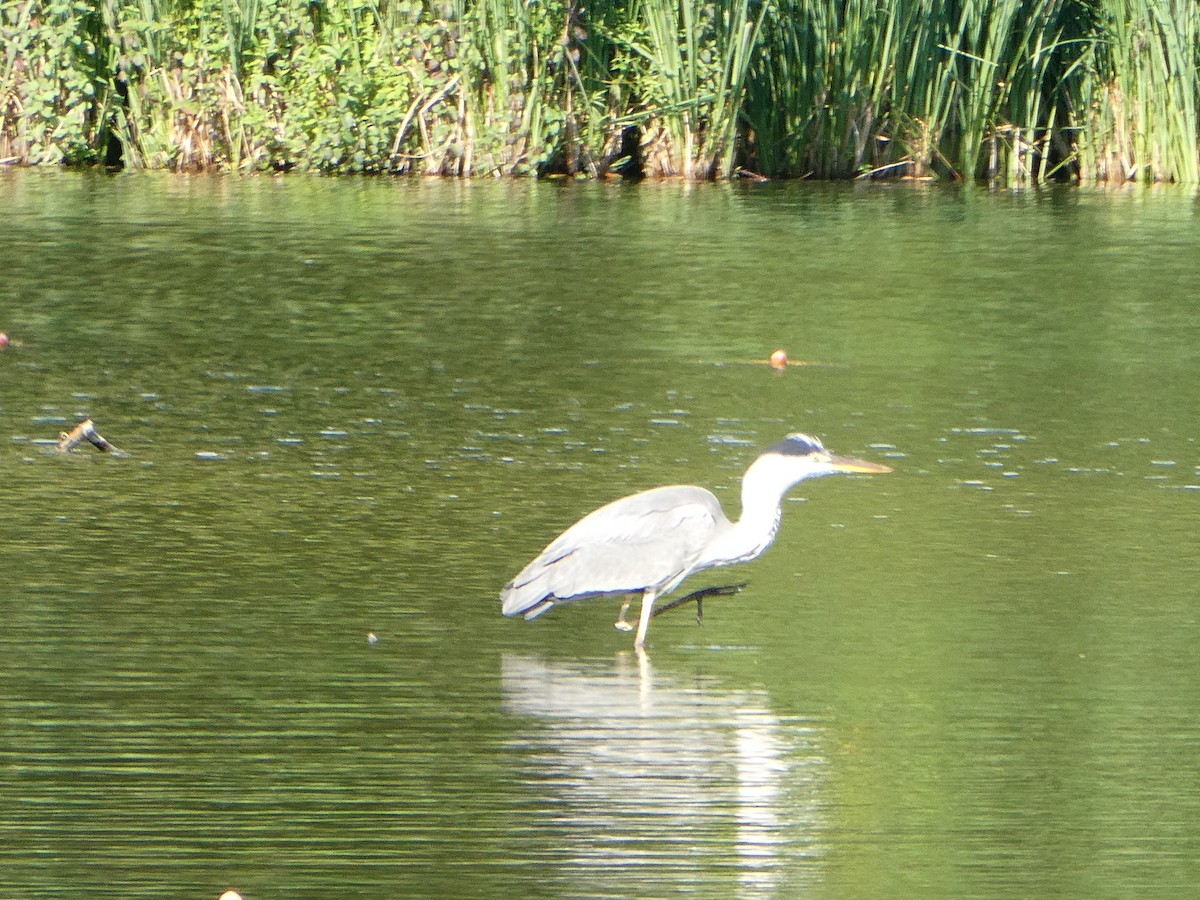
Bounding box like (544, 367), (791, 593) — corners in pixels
(747, 432), (893, 495)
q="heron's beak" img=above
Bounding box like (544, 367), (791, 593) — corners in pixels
(828, 454), (893, 474)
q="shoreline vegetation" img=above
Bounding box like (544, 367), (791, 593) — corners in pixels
(2, 1), (1198, 183)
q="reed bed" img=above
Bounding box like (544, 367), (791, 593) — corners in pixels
(2, 0), (1198, 182)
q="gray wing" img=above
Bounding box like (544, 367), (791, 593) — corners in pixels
(501, 485), (727, 618)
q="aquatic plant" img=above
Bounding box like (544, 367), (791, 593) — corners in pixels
(1, 0), (1198, 182)
(1068, 0), (1200, 183)
(606, 0), (768, 178)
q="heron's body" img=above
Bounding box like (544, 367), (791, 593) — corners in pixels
(500, 433), (891, 648)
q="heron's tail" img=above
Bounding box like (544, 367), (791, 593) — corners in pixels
(500, 580), (555, 619)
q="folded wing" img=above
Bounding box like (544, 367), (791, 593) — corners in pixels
(500, 485), (725, 619)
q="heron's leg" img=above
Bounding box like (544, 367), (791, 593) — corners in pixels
(634, 590), (657, 649)
(651, 582), (748, 619)
(614, 595), (634, 632)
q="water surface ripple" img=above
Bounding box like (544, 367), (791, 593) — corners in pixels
(2, 172), (1199, 896)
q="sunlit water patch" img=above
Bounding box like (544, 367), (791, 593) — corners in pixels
(502, 654), (826, 897)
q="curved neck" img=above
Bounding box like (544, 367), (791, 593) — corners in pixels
(704, 456), (798, 567)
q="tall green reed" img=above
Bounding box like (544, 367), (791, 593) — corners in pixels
(1071, 0), (1199, 182)
(612, 0), (766, 178)
(744, 0), (1078, 182)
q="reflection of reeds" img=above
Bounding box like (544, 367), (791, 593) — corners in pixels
(1, 0), (1197, 182)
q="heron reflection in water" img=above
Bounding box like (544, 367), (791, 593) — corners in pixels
(502, 653), (828, 894)
(501, 433), (892, 647)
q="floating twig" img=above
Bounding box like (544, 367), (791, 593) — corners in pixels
(735, 167), (770, 182)
(56, 419), (127, 456)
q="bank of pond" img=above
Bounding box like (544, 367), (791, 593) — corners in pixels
(2, 0), (1199, 185)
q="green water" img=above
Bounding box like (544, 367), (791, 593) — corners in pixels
(2, 171), (1199, 898)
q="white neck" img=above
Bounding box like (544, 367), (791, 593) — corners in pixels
(704, 454), (808, 567)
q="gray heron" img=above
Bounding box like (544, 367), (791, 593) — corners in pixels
(500, 432), (892, 648)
